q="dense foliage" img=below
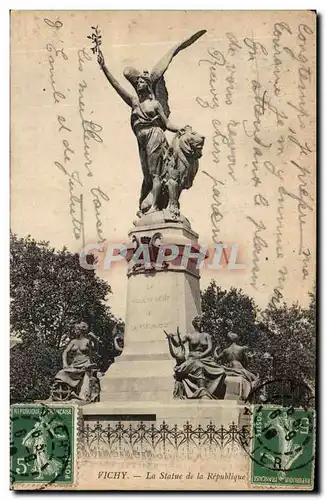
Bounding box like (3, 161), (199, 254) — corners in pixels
(10, 343), (61, 403)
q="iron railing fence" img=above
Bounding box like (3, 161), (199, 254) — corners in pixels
(81, 421), (250, 461)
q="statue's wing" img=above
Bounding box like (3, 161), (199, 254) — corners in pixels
(155, 77), (170, 117)
(151, 30), (206, 117)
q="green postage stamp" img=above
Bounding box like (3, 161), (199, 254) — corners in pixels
(10, 404), (76, 488)
(249, 405), (315, 488)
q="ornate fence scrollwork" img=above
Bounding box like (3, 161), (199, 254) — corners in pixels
(81, 421), (250, 460)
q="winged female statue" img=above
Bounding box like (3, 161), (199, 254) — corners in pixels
(97, 30), (206, 217)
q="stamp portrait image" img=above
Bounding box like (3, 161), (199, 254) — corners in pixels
(249, 405), (315, 487)
(10, 404), (76, 489)
(10, 10), (316, 491)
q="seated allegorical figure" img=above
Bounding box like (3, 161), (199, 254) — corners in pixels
(165, 315), (226, 399)
(51, 321), (100, 402)
(214, 331), (258, 399)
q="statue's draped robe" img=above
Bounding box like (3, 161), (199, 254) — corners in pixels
(131, 102), (168, 179)
(55, 340), (93, 392)
(169, 341), (226, 400)
(224, 360), (257, 383)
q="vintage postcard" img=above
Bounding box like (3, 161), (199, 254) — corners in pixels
(10, 10), (316, 491)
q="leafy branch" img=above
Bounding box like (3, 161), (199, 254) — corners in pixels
(87, 25), (102, 54)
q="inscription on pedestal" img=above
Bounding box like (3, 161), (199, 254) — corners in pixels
(102, 223), (202, 403)
(132, 294), (170, 304)
(131, 322), (172, 332)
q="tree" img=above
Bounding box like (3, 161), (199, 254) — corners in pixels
(200, 280), (260, 350)
(10, 343), (61, 403)
(258, 298), (316, 390)
(10, 232), (124, 401)
(306, 283), (316, 325)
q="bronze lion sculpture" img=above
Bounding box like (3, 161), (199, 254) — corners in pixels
(139, 126), (205, 217)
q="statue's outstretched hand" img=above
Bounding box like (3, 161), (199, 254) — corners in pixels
(97, 49), (105, 68)
(178, 125), (191, 134)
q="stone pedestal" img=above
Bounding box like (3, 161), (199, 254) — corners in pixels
(100, 219), (203, 403)
(225, 376), (243, 400)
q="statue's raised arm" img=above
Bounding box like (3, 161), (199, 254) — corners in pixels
(97, 49), (134, 107)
